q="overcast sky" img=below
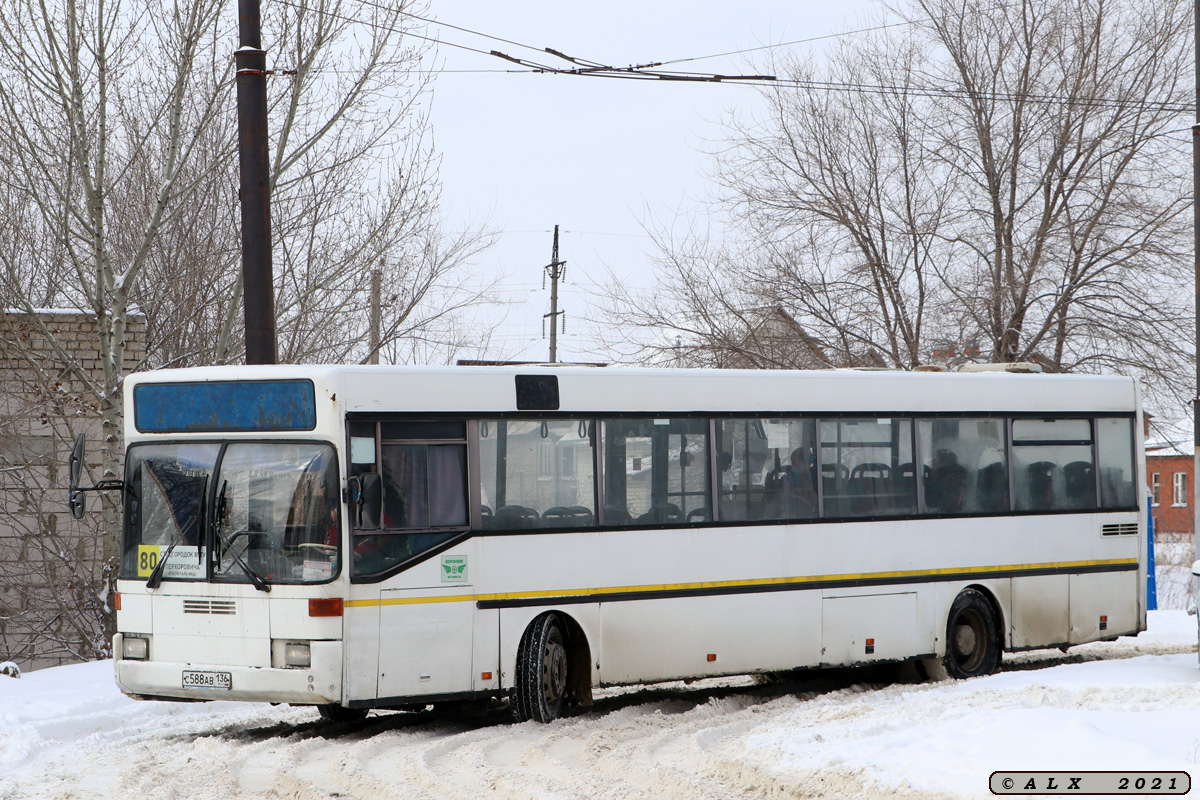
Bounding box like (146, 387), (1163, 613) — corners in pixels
(421, 0), (878, 363)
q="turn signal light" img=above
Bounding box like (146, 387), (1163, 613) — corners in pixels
(113, 593), (122, 611)
(707, 653), (717, 662)
(309, 598), (344, 617)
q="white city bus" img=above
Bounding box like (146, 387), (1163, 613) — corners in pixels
(81, 365), (1145, 722)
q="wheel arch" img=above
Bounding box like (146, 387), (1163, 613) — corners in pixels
(503, 606), (597, 706)
(556, 611), (594, 707)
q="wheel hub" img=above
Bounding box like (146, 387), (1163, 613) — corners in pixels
(544, 638), (567, 703)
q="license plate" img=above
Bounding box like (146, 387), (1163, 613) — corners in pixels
(182, 670), (232, 690)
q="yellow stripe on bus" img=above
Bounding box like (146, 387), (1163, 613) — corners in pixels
(343, 558), (1138, 608)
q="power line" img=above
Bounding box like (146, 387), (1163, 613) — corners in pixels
(268, 0), (1190, 116)
(654, 0), (1035, 67)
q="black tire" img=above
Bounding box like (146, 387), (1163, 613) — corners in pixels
(317, 704), (370, 723)
(512, 613), (569, 723)
(942, 588), (1001, 679)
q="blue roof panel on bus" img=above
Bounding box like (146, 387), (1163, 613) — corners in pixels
(133, 380), (317, 433)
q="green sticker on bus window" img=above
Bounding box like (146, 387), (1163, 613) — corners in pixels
(440, 555), (467, 583)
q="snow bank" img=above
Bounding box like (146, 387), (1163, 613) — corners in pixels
(1, 612), (1197, 800)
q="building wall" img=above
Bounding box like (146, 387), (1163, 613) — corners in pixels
(1147, 453), (1193, 541)
(0, 311), (145, 670)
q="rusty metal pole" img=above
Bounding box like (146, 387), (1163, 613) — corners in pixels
(236, 0), (276, 365)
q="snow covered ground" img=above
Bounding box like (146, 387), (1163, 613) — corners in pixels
(2, 611), (1199, 800)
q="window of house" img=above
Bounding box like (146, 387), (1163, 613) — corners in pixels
(1151, 473), (1160, 506)
(1173, 472), (1187, 507)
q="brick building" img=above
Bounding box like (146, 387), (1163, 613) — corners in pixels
(0, 310), (146, 670)
(1146, 442), (1193, 543)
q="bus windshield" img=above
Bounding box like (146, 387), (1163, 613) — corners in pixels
(120, 441), (340, 585)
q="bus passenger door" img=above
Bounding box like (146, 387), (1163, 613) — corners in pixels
(376, 555), (475, 701)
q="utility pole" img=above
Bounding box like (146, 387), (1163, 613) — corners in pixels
(543, 225), (566, 363)
(236, 0), (276, 365)
(1192, 0), (1199, 573)
(368, 260), (382, 365)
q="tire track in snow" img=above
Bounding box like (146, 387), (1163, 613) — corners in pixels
(7, 633), (1194, 800)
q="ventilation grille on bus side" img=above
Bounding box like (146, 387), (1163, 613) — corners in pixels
(1101, 523), (1138, 536)
(183, 599), (237, 615)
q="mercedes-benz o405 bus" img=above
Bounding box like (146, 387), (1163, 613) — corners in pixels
(77, 365), (1145, 722)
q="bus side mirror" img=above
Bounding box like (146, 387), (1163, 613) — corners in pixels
(68, 434), (86, 519)
(356, 473), (382, 530)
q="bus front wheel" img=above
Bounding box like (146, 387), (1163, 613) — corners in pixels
(513, 613), (568, 723)
(942, 589), (1001, 679)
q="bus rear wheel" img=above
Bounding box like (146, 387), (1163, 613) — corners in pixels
(942, 589), (1001, 679)
(317, 704), (369, 723)
(513, 613), (568, 723)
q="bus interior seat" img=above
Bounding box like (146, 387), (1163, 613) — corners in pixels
(637, 503), (683, 525)
(603, 505), (633, 525)
(1063, 460), (1095, 507)
(686, 506), (711, 523)
(494, 504), (540, 528)
(849, 462), (891, 513)
(925, 453), (969, 513)
(1026, 461), (1057, 510)
(542, 506), (594, 527)
(975, 461), (1008, 511)
(893, 462), (918, 511)
(821, 463), (849, 515)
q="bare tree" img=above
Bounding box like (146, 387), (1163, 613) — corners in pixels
(621, 0), (1193, 418)
(0, 0), (497, 662)
(914, 0), (1192, 380)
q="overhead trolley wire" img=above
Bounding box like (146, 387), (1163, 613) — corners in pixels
(271, 0), (1190, 115)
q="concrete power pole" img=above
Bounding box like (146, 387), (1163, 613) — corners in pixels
(369, 260), (382, 365)
(544, 225), (567, 363)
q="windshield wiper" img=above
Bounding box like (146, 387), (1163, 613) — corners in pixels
(146, 476), (208, 590)
(145, 541), (177, 589)
(214, 480), (271, 593)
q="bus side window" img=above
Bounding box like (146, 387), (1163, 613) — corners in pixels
(1012, 419), (1094, 512)
(918, 418), (1008, 515)
(718, 418), (817, 523)
(1095, 417), (1136, 508)
(602, 418), (711, 526)
(822, 418), (913, 518)
(478, 419), (597, 531)
(352, 424), (468, 577)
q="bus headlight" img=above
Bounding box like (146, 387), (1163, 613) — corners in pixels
(284, 643), (311, 668)
(123, 636), (149, 661)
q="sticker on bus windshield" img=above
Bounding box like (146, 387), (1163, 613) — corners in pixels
(440, 555), (468, 583)
(136, 545), (205, 580)
(303, 560), (333, 581)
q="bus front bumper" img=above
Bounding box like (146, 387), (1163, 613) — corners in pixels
(113, 634), (343, 704)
